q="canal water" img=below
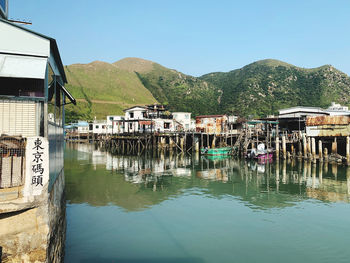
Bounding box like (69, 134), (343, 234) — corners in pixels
(64, 143), (350, 263)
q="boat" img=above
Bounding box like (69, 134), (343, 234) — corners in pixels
(200, 146), (232, 156)
(246, 143), (273, 161)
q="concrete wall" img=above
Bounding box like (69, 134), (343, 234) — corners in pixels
(0, 171), (66, 263)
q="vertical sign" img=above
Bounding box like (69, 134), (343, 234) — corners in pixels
(24, 137), (49, 197)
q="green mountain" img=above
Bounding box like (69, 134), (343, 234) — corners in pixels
(113, 57), (220, 115)
(64, 58), (350, 122)
(64, 60), (157, 122)
(200, 59), (350, 117)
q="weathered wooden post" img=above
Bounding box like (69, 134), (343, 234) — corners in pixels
(332, 137), (337, 154)
(282, 135), (286, 160)
(303, 134), (307, 159)
(276, 136), (280, 160)
(282, 160), (287, 183)
(319, 161), (323, 185)
(332, 163), (338, 180)
(347, 166), (350, 195)
(318, 140), (323, 162)
(276, 160), (280, 193)
(324, 147), (328, 162)
(311, 137), (316, 162)
(195, 137), (200, 153)
(212, 134), (216, 149)
(180, 137), (184, 152)
(307, 137), (311, 158)
(312, 162), (317, 188)
(346, 136), (350, 165)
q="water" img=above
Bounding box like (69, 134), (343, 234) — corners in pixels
(64, 144), (350, 263)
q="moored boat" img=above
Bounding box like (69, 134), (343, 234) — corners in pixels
(201, 147), (232, 156)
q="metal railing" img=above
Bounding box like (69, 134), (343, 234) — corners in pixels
(0, 136), (26, 188)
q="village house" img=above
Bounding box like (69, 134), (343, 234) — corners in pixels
(195, 115), (228, 134)
(173, 112), (192, 131)
(0, 10), (75, 262)
(106, 115), (124, 134)
(278, 103), (350, 133)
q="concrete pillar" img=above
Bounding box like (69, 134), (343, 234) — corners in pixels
(319, 161), (323, 185)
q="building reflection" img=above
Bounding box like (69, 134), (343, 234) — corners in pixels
(65, 143), (350, 212)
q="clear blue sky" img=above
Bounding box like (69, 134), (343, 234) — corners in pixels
(10, 0), (350, 76)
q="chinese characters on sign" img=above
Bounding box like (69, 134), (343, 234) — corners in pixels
(24, 137), (49, 197)
(32, 138), (44, 186)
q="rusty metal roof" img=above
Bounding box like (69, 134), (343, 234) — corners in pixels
(306, 115), (350, 126)
(196, 115), (226, 119)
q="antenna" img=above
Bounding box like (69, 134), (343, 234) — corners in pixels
(8, 18), (32, 25)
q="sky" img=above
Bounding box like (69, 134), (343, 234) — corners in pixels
(9, 0), (350, 76)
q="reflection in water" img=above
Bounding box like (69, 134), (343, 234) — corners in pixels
(65, 143), (350, 212)
(65, 143), (350, 263)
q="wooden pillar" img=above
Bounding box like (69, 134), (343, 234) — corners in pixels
(303, 134), (307, 158)
(180, 137), (184, 152)
(307, 137), (311, 157)
(201, 133), (203, 149)
(332, 137), (337, 154)
(212, 134), (216, 148)
(347, 167), (350, 195)
(346, 136), (350, 165)
(276, 160), (280, 193)
(282, 135), (286, 160)
(195, 139), (200, 153)
(318, 140), (323, 161)
(276, 136), (280, 160)
(324, 147), (328, 162)
(311, 137), (316, 162)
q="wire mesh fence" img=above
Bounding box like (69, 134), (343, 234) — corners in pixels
(0, 136), (26, 188)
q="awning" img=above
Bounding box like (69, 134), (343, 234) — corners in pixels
(139, 120), (152, 125)
(57, 81), (76, 105)
(0, 54), (47, 79)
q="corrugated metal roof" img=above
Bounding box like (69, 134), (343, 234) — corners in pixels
(306, 116), (350, 126)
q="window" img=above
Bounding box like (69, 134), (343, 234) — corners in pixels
(142, 111), (146, 118)
(164, 122), (170, 129)
(129, 123), (132, 129)
(96, 125), (99, 129)
(129, 112), (134, 118)
(109, 117), (113, 121)
(0, 77), (44, 97)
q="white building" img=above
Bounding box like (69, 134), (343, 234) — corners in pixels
(278, 106), (328, 119)
(173, 112), (192, 131)
(92, 120), (107, 135)
(0, 10), (76, 261)
(106, 115), (124, 134)
(325, 102), (350, 116)
(153, 118), (176, 133)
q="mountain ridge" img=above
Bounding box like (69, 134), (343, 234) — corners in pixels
(64, 58), (350, 122)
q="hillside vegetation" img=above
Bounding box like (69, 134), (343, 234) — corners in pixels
(64, 57), (350, 122)
(64, 60), (157, 122)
